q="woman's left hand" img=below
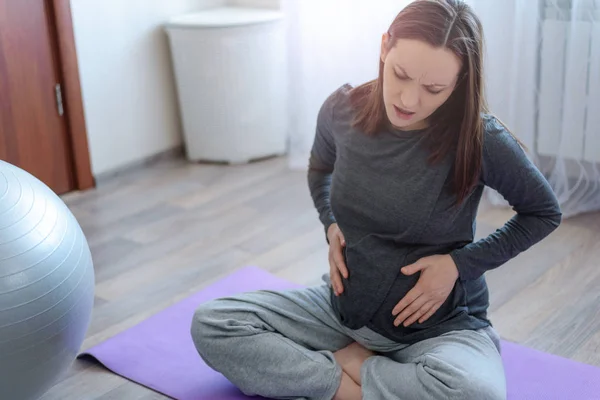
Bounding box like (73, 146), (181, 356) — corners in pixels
(392, 254), (459, 327)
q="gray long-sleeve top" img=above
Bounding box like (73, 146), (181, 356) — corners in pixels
(308, 84), (562, 344)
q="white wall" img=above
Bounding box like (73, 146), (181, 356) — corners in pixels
(228, 0), (281, 8)
(70, 0), (225, 176)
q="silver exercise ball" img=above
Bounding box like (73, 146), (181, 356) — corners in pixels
(0, 160), (95, 400)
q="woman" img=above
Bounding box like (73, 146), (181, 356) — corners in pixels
(191, 0), (562, 399)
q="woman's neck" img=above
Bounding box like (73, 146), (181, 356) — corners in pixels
(392, 118), (429, 132)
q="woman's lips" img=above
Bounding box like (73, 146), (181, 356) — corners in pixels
(394, 105), (415, 120)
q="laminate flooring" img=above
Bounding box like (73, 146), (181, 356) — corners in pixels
(40, 156), (600, 399)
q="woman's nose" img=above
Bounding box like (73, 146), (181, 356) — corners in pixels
(400, 87), (419, 110)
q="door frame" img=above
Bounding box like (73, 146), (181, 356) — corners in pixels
(48, 0), (95, 191)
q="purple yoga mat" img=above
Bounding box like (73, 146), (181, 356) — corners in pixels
(79, 266), (600, 400)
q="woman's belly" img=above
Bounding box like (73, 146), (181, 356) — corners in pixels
(332, 236), (470, 336)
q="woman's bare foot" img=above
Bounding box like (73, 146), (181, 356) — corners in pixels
(333, 371), (362, 400)
(333, 342), (376, 385)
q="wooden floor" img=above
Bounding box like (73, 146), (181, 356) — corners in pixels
(41, 156), (600, 399)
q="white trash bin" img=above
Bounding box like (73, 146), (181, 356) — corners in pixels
(165, 7), (287, 164)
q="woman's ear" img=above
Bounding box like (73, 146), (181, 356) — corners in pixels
(380, 33), (391, 63)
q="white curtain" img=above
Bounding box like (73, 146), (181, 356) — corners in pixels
(467, 0), (600, 218)
(284, 0), (600, 218)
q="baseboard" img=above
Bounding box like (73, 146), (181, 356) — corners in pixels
(93, 146), (185, 186)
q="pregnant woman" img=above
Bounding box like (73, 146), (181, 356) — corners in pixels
(190, 1), (562, 399)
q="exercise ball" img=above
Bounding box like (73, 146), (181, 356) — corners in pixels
(0, 160), (95, 400)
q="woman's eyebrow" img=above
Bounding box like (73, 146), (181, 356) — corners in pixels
(395, 65), (450, 87)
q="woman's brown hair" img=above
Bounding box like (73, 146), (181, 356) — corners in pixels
(350, 0), (489, 205)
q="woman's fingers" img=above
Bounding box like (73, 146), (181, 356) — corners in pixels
(329, 253), (343, 295)
(332, 245), (348, 279)
(335, 232), (348, 278)
(328, 227), (347, 296)
(393, 293), (428, 326)
(392, 287), (422, 316)
(331, 268), (343, 295)
(418, 302), (442, 324)
(338, 231), (346, 247)
(403, 299), (437, 326)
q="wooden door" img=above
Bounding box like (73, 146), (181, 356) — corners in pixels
(0, 0), (75, 194)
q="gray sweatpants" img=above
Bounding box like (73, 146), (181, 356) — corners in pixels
(190, 281), (506, 400)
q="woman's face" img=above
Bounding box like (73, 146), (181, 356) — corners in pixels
(380, 37), (462, 131)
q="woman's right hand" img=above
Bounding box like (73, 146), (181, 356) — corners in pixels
(327, 223), (348, 296)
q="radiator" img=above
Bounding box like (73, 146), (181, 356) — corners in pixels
(537, 0), (600, 163)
